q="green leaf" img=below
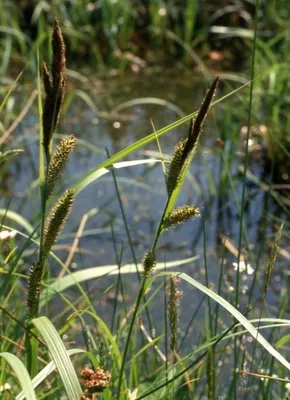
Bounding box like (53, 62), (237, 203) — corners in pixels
(0, 210), (33, 233)
(72, 81), (250, 195)
(0, 69), (24, 113)
(112, 97), (186, 118)
(32, 317), (83, 399)
(74, 159), (162, 195)
(37, 45), (45, 185)
(84, 310), (126, 394)
(16, 349), (85, 400)
(0, 149), (23, 167)
(39, 256), (198, 307)
(0, 352), (37, 400)
(165, 272), (290, 372)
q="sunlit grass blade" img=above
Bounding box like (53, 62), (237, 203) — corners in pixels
(112, 97), (186, 118)
(32, 316), (83, 398)
(74, 159), (164, 194)
(0, 69), (25, 114)
(72, 81), (250, 195)
(39, 256), (198, 308)
(16, 349), (85, 400)
(85, 310), (126, 392)
(157, 272), (290, 372)
(36, 45), (45, 185)
(0, 352), (37, 400)
(0, 210), (33, 233)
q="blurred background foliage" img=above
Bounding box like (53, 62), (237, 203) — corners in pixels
(1, 0), (288, 73)
(2, 0), (290, 184)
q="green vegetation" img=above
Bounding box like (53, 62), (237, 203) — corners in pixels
(1, 2), (290, 400)
(0, 0), (288, 73)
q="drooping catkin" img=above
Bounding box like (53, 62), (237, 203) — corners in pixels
(47, 135), (76, 198)
(163, 205), (200, 229)
(168, 275), (182, 354)
(26, 261), (42, 320)
(166, 77), (219, 196)
(42, 18), (66, 159)
(142, 251), (157, 278)
(42, 189), (75, 260)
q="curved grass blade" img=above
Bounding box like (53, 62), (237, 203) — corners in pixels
(0, 69), (25, 114)
(75, 159), (162, 195)
(72, 81), (250, 195)
(157, 271), (290, 372)
(85, 310), (123, 373)
(0, 352), (37, 400)
(16, 349), (85, 400)
(0, 210), (33, 233)
(39, 256), (198, 307)
(112, 97), (186, 118)
(32, 317), (83, 399)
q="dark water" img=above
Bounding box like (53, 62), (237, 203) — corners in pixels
(4, 70), (290, 371)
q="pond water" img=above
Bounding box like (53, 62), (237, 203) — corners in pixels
(5, 69), (290, 368)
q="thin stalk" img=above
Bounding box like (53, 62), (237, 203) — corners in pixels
(116, 277), (147, 399)
(202, 214), (215, 399)
(136, 320), (239, 400)
(117, 191), (184, 399)
(117, 79), (217, 399)
(25, 161), (50, 377)
(106, 149), (154, 335)
(110, 224), (124, 333)
(234, 1), (259, 396)
(164, 272), (168, 384)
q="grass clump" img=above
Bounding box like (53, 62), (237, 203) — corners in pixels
(1, 11), (290, 400)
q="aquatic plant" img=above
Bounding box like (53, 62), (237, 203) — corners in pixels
(0, 7), (290, 400)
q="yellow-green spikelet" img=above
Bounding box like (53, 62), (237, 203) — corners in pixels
(26, 261), (42, 320)
(42, 189), (75, 259)
(166, 139), (188, 196)
(47, 135), (76, 198)
(163, 205), (200, 229)
(142, 251), (157, 278)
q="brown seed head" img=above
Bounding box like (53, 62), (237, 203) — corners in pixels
(42, 18), (66, 159)
(181, 77), (219, 165)
(81, 367), (111, 393)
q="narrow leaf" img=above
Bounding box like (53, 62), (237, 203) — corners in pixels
(32, 317), (83, 399)
(0, 352), (37, 400)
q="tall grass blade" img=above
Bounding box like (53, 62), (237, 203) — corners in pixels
(16, 349), (85, 400)
(0, 69), (24, 114)
(40, 256), (198, 307)
(72, 81), (250, 195)
(163, 272), (290, 372)
(32, 316), (83, 398)
(0, 352), (37, 400)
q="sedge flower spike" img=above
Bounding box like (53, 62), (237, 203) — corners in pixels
(166, 77), (219, 196)
(26, 261), (43, 320)
(42, 189), (75, 260)
(42, 18), (66, 159)
(168, 275), (183, 353)
(163, 205), (200, 229)
(142, 251), (157, 278)
(47, 135), (76, 198)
